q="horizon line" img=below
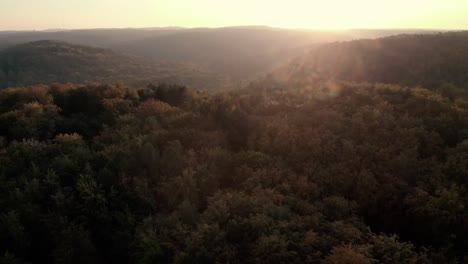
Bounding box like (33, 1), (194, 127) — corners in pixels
(0, 25), (466, 33)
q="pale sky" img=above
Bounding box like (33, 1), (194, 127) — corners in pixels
(1, 0), (467, 31)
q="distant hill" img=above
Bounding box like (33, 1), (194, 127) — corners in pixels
(0, 27), (435, 51)
(0, 28), (186, 50)
(0, 40), (229, 90)
(0, 27), (438, 89)
(272, 31), (468, 95)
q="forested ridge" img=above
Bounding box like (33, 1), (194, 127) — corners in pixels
(277, 31), (468, 99)
(0, 41), (228, 90)
(0, 80), (467, 263)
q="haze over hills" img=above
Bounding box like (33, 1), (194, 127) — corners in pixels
(111, 27), (325, 80)
(0, 27), (435, 50)
(0, 27), (443, 90)
(0, 40), (230, 90)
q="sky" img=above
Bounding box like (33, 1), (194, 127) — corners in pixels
(0, 0), (467, 31)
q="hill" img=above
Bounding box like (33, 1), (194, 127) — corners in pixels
(0, 27), (438, 89)
(0, 27), (434, 51)
(0, 28), (185, 50)
(0, 40), (228, 90)
(272, 31), (468, 97)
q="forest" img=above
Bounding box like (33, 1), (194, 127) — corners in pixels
(0, 29), (468, 263)
(0, 79), (467, 263)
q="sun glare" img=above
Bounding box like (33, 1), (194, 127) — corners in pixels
(1, 0), (467, 30)
(146, 0), (468, 30)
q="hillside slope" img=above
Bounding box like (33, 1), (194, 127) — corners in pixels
(0, 40), (228, 90)
(273, 31), (468, 97)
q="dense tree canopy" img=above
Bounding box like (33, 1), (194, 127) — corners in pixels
(0, 81), (467, 263)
